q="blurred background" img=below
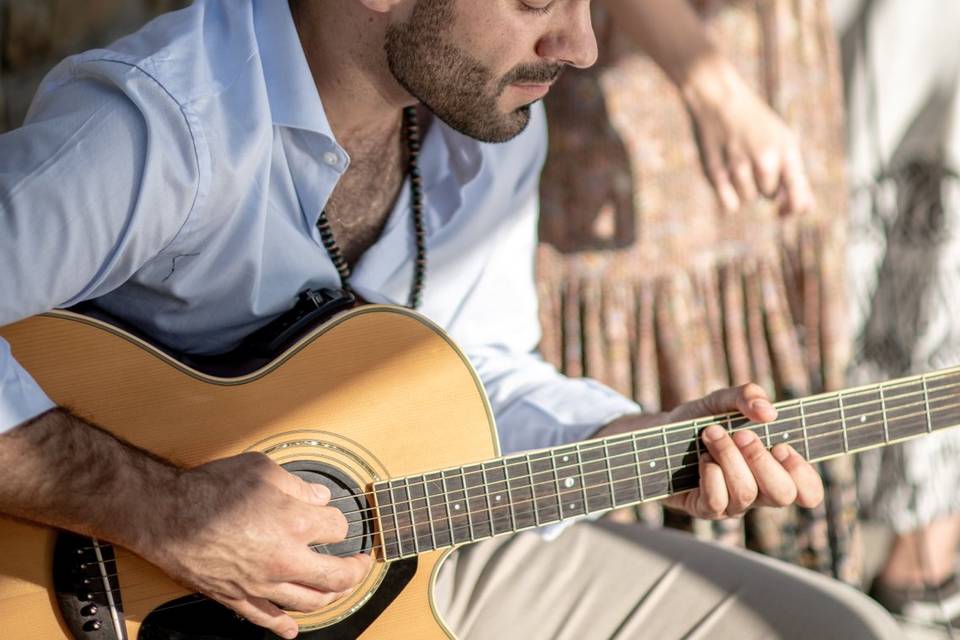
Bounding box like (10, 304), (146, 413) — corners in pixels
(3, 0), (959, 636)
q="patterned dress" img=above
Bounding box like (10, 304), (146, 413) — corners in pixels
(537, 0), (863, 583)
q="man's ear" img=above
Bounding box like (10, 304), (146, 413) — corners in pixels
(356, 0), (408, 14)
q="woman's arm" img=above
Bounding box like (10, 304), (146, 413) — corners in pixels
(601, 0), (815, 215)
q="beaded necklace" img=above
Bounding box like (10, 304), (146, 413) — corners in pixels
(316, 106), (426, 309)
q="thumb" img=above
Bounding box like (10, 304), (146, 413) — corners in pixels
(268, 467), (332, 506)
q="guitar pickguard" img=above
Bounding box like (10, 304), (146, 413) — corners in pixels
(137, 559), (417, 640)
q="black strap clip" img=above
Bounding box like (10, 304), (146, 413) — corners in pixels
(243, 288), (356, 356)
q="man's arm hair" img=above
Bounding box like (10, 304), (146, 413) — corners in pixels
(0, 407), (181, 553)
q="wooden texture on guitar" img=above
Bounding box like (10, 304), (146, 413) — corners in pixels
(3, 305), (960, 639)
(0, 306), (498, 639)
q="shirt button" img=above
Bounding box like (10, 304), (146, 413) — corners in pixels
(323, 151), (340, 166)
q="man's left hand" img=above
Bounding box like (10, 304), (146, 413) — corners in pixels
(596, 383), (824, 519)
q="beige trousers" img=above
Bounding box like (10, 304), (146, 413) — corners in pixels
(434, 522), (900, 640)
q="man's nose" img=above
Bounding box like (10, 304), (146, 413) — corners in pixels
(536, 2), (598, 70)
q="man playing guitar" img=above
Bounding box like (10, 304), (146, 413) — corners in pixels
(0, 1), (899, 638)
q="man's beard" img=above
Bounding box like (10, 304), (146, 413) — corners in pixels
(384, 0), (563, 143)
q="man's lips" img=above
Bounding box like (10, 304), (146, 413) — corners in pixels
(509, 82), (553, 99)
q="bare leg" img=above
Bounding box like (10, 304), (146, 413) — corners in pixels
(879, 515), (960, 588)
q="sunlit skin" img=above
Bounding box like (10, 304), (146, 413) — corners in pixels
(436, 0), (597, 116)
(301, 0), (597, 147)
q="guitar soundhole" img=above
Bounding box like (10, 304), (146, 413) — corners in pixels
(280, 460), (375, 558)
(139, 460), (392, 639)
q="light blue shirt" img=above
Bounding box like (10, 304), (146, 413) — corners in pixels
(0, 0), (640, 454)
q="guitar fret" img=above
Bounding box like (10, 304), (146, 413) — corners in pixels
(838, 392), (849, 453)
(464, 464), (492, 541)
(660, 428), (673, 494)
(502, 459), (518, 531)
(602, 441), (617, 507)
(440, 474), (457, 545)
(459, 467), (475, 542)
(404, 476), (423, 555)
(844, 388), (886, 452)
(389, 481), (410, 558)
(480, 464), (495, 536)
(632, 433), (645, 502)
(799, 399), (810, 460)
(636, 430), (668, 499)
(923, 376), (933, 434)
(575, 443), (591, 509)
(548, 453), (562, 517)
(535, 452), (562, 524)
(554, 447), (586, 517)
(879, 384), (890, 444)
(423, 473), (451, 549)
(925, 372), (960, 432)
(525, 456), (541, 527)
(693, 423), (703, 460)
(762, 419), (772, 449)
(578, 438), (609, 511)
(418, 475), (438, 551)
(482, 461), (511, 536)
(505, 456), (536, 531)
(373, 483), (399, 560)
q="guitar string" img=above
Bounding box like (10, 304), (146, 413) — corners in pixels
(73, 372), (960, 615)
(94, 393), (960, 602)
(306, 369), (960, 508)
(88, 394), (960, 618)
(91, 398), (960, 615)
(77, 371), (960, 554)
(311, 391), (960, 549)
(78, 376), (960, 558)
(331, 376), (960, 520)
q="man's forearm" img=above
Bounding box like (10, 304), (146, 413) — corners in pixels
(0, 407), (180, 552)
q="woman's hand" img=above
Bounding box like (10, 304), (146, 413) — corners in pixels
(681, 56), (815, 216)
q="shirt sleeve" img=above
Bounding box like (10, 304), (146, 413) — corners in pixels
(0, 55), (202, 433)
(449, 106), (642, 456)
(457, 194), (642, 455)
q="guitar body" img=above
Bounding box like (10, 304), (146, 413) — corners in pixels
(0, 306), (499, 639)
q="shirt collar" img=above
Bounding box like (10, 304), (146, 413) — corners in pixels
(252, 0), (333, 137)
(252, 0), (484, 194)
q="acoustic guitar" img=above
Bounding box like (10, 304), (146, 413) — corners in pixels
(1, 305), (958, 639)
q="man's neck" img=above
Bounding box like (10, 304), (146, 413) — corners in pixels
(289, 0), (415, 148)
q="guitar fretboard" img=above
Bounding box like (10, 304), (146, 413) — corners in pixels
(373, 367), (960, 560)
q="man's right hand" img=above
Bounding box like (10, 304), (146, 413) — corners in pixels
(1, 410), (370, 639)
(141, 452), (371, 640)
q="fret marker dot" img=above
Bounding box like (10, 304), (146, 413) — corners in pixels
(453, 504), (461, 510)
(495, 495), (502, 502)
(650, 461), (656, 468)
(569, 503), (576, 510)
(860, 415), (867, 424)
(562, 456), (570, 463)
(563, 478), (575, 489)
(783, 433), (789, 440)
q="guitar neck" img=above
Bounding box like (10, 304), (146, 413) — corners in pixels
(373, 366), (960, 561)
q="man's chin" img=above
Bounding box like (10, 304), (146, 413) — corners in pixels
(426, 103), (532, 144)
